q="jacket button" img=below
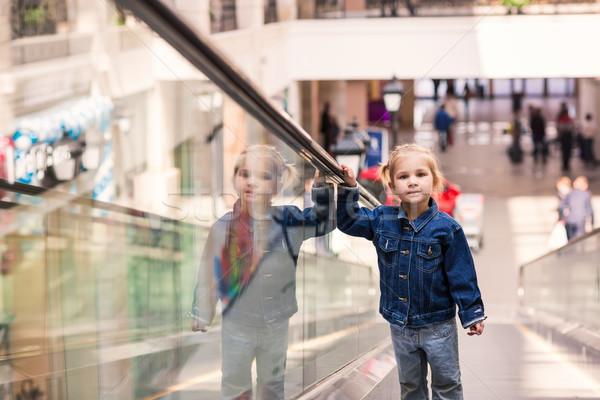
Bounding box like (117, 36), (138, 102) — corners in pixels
(399, 274), (407, 280)
(402, 250), (409, 255)
(399, 297), (407, 302)
(264, 296), (273, 301)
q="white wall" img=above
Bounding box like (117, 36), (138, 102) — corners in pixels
(578, 78), (600, 158)
(208, 14), (600, 89)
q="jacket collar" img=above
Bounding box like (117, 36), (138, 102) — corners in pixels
(397, 197), (439, 233)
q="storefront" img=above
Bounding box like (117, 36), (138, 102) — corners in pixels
(4, 96), (114, 195)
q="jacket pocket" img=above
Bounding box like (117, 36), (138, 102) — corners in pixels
(416, 242), (442, 272)
(377, 235), (399, 267)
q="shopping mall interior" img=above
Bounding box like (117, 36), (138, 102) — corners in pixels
(0, 0), (599, 399)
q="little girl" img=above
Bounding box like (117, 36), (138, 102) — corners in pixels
(337, 143), (485, 400)
(190, 145), (334, 399)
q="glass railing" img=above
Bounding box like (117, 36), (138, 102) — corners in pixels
(519, 228), (600, 332)
(310, 0), (599, 18)
(0, 0), (385, 398)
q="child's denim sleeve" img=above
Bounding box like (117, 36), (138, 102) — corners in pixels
(444, 226), (487, 328)
(336, 186), (378, 241)
(285, 183), (335, 241)
(312, 182), (336, 233)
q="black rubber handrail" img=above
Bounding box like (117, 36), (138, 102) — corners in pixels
(115, 0), (381, 209)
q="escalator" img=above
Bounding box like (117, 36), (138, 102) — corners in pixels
(519, 228), (600, 370)
(0, 0), (387, 398)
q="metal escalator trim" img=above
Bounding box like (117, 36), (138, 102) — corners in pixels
(114, 0), (380, 209)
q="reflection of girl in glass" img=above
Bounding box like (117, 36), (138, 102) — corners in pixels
(191, 145), (334, 399)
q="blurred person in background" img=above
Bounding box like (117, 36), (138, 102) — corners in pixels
(443, 91), (459, 146)
(556, 102), (575, 172)
(580, 113), (598, 167)
(555, 176), (572, 220)
(434, 103), (454, 152)
(462, 82), (472, 121)
(560, 175), (594, 241)
(530, 107), (547, 164)
(320, 102), (337, 155)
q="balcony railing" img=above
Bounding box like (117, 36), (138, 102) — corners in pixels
(314, 0), (599, 18)
(10, 0), (69, 39)
(264, 0), (278, 24)
(210, 0), (237, 33)
(315, 0), (344, 17)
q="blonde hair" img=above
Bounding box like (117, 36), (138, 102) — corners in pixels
(233, 145), (297, 194)
(378, 143), (445, 193)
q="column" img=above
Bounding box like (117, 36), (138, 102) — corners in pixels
(346, 80), (368, 130)
(577, 78), (600, 161)
(175, 0), (212, 35)
(300, 81), (319, 140)
(222, 97), (247, 202)
(74, 0), (104, 33)
(320, 80), (347, 127)
(278, 0), (298, 21)
(399, 79), (414, 128)
(0, 2), (13, 136)
(237, 0), (264, 29)
(297, 1), (315, 19)
(345, 0), (366, 15)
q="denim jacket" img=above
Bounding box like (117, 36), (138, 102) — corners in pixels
(337, 186), (486, 329)
(191, 184), (335, 327)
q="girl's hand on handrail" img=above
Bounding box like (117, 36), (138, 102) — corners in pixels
(340, 164), (357, 188)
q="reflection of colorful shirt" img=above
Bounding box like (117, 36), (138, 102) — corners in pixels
(216, 202), (260, 312)
(191, 185), (334, 327)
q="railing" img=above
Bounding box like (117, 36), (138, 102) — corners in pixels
(10, 0), (69, 39)
(315, 0), (344, 17)
(265, 0), (278, 23)
(0, 173), (381, 398)
(314, 0), (599, 18)
(519, 228), (600, 332)
(210, 0), (237, 33)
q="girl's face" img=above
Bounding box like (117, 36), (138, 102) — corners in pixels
(234, 154), (278, 207)
(389, 154), (435, 217)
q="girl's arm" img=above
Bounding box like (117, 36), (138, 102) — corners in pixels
(190, 226), (218, 332)
(336, 165), (378, 241)
(444, 226), (487, 330)
(283, 169), (335, 241)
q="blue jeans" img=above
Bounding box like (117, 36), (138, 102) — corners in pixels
(565, 222), (585, 241)
(390, 318), (463, 400)
(221, 319), (289, 400)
